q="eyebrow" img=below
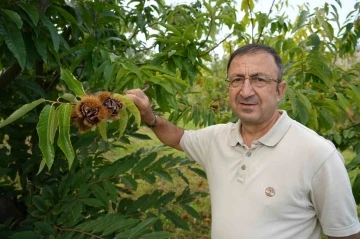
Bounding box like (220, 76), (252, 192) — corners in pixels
(229, 72), (265, 77)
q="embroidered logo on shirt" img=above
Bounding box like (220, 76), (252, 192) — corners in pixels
(265, 187), (275, 197)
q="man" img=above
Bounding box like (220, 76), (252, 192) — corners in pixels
(126, 44), (360, 239)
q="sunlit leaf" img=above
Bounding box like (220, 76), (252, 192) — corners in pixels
(118, 107), (128, 138)
(36, 105), (56, 170)
(98, 121), (107, 141)
(113, 94), (141, 126)
(57, 104), (75, 169)
(0, 98), (45, 128)
(60, 68), (86, 98)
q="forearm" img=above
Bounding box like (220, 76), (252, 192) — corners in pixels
(328, 232), (360, 239)
(150, 116), (184, 151)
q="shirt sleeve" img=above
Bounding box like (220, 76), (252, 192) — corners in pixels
(311, 150), (360, 237)
(180, 125), (220, 169)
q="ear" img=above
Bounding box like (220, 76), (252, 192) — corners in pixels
(276, 82), (287, 102)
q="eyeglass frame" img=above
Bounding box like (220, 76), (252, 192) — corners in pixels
(225, 74), (281, 88)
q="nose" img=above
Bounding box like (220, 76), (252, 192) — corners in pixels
(239, 78), (255, 98)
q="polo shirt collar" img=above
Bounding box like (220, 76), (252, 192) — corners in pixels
(229, 110), (293, 147)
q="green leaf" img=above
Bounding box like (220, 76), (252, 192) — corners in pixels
(0, 98), (45, 128)
(180, 204), (201, 219)
(0, 18), (26, 69)
(34, 221), (55, 235)
(132, 152), (157, 173)
(98, 121), (107, 141)
(118, 107), (128, 138)
(158, 22), (182, 36)
(57, 104), (75, 169)
(188, 167), (207, 179)
(10, 231), (41, 239)
(128, 218), (158, 238)
(60, 93), (79, 103)
(141, 65), (176, 77)
(37, 105), (56, 170)
(292, 10), (308, 33)
(352, 173), (360, 204)
(121, 62), (142, 80)
(113, 94), (141, 126)
(90, 184), (109, 206)
(102, 218), (139, 236)
(17, 2), (39, 26)
(81, 198), (104, 207)
(60, 69), (86, 98)
(336, 93), (354, 120)
(163, 210), (190, 230)
(104, 62), (116, 91)
(40, 14), (59, 52)
(140, 231), (173, 239)
(346, 155), (360, 171)
(1, 9), (23, 29)
(37, 159), (46, 175)
(33, 195), (48, 212)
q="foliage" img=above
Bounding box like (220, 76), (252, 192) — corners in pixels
(0, 0), (359, 238)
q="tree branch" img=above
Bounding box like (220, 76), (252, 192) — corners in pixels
(55, 225), (104, 239)
(198, 33), (233, 57)
(256, 0), (276, 43)
(247, 0), (255, 43)
(0, 63), (22, 90)
(343, 122), (360, 130)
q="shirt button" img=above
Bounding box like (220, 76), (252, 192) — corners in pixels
(246, 152), (252, 157)
(237, 177), (245, 183)
(241, 164), (246, 170)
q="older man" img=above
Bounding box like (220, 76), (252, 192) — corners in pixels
(126, 44), (360, 239)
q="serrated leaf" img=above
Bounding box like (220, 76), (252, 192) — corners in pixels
(118, 107), (128, 138)
(37, 159), (46, 175)
(10, 231), (41, 239)
(128, 218), (158, 238)
(132, 152), (157, 173)
(113, 94), (141, 126)
(140, 231), (173, 239)
(37, 105), (56, 170)
(81, 198), (104, 207)
(0, 18), (26, 69)
(163, 210), (190, 230)
(104, 62), (116, 91)
(140, 65), (176, 77)
(90, 184), (109, 206)
(18, 2), (39, 26)
(33, 195), (48, 212)
(292, 10), (308, 33)
(98, 121), (107, 141)
(0, 98), (45, 128)
(352, 174), (360, 204)
(336, 93), (354, 121)
(34, 221), (54, 235)
(121, 62), (142, 79)
(40, 14), (59, 52)
(1, 9), (23, 29)
(60, 93), (79, 103)
(188, 167), (207, 179)
(180, 204), (201, 219)
(60, 69), (86, 98)
(57, 104), (75, 169)
(102, 218), (139, 236)
(158, 22), (182, 36)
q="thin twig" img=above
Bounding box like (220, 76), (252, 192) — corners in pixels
(198, 33), (233, 57)
(55, 225), (104, 239)
(197, 17), (214, 53)
(343, 122), (360, 130)
(256, 0), (276, 43)
(247, 0), (255, 43)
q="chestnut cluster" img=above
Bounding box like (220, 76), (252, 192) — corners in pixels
(71, 92), (123, 132)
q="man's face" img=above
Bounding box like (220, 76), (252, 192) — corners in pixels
(227, 52), (286, 126)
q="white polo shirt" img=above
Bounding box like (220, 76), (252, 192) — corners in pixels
(180, 110), (360, 239)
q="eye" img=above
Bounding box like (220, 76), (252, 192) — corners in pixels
(232, 77), (245, 83)
(252, 76), (267, 82)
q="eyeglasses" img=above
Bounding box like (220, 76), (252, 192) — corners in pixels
(225, 75), (280, 88)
